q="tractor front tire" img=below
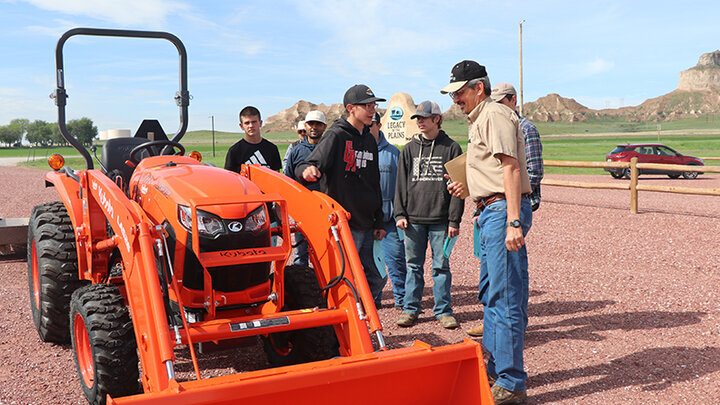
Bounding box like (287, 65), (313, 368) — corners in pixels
(27, 201), (86, 343)
(70, 284), (140, 405)
(262, 265), (339, 367)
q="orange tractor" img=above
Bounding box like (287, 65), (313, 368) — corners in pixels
(27, 28), (492, 405)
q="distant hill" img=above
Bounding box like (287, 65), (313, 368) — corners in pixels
(266, 51), (720, 128)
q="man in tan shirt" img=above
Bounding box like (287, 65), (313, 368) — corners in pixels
(443, 60), (532, 405)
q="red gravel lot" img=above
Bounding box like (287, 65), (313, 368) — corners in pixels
(1, 165), (719, 404)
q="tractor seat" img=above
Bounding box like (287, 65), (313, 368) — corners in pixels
(101, 137), (151, 188)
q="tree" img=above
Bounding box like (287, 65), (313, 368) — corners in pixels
(6, 119), (29, 146)
(26, 120), (54, 146)
(0, 126), (16, 146)
(67, 117), (98, 146)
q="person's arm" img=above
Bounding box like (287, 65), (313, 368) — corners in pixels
(370, 140), (385, 239)
(498, 153), (524, 252)
(282, 143), (294, 172)
(270, 143), (282, 172)
(447, 142), (464, 237)
(283, 147), (296, 179)
(296, 133), (335, 182)
(523, 121), (544, 187)
(224, 144), (236, 172)
(393, 148), (410, 229)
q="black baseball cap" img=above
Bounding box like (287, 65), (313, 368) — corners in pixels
(440, 60), (488, 94)
(343, 84), (386, 106)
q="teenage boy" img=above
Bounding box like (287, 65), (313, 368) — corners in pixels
(284, 111), (327, 266)
(369, 112), (406, 310)
(225, 106), (281, 173)
(394, 100), (464, 329)
(296, 84), (387, 305)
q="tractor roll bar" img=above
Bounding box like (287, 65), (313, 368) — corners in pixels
(53, 27), (190, 170)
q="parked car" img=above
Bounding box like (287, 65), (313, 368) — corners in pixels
(605, 143), (704, 179)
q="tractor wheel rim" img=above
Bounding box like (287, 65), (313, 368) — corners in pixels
(31, 240), (40, 309)
(74, 313), (95, 387)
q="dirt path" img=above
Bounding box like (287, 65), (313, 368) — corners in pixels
(1, 166), (719, 404)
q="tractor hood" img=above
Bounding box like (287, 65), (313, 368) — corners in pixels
(131, 156), (265, 219)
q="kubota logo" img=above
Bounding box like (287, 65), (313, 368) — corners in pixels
(228, 221), (243, 232)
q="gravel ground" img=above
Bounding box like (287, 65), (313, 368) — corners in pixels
(1, 165), (719, 404)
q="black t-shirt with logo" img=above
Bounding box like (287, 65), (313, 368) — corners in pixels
(224, 138), (281, 173)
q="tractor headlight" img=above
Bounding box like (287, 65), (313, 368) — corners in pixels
(178, 205), (225, 238)
(243, 205), (268, 232)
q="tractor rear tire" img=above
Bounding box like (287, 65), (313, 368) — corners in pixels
(27, 201), (86, 343)
(70, 284), (140, 405)
(262, 265), (339, 367)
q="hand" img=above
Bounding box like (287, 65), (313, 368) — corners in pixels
(302, 165), (321, 182)
(444, 174), (465, 198)
(505, 226), (525, 252)
(448, 226), (459, 238)
(373, 228), (386, 241)
(395, 218), (407, 230)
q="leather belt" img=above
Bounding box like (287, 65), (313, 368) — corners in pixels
(476, 193), (506, 212)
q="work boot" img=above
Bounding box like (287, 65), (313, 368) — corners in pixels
(491, 385), (527, 404)
(396, 313), (417, 327)
(487, 375), (496, 386)
(438, 315), (459, 329)
(466, 324), (484, 337)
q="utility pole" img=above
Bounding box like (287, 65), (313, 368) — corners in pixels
(519, 19), (526, 117)
(210, 115), (215, 157)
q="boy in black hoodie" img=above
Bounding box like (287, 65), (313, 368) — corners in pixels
(295, 85), (388, 305)
(394, 100), (464, 329)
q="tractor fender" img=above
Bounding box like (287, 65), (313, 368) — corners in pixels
(45, 170), (83, 236)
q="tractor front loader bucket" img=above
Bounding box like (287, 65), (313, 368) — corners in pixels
(109, 340), (493, 405)
(0, 217), (28, 257)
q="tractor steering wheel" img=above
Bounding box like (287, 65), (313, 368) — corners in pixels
(129, 140), (185, 164)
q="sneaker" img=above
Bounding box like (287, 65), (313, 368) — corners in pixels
(490, 385), (527, 405)
(396, 313), (417, 327)
(466, 324), (484, 337)
(438, 315), (459, 329)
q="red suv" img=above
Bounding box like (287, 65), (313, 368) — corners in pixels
(605, 143), (704, 179)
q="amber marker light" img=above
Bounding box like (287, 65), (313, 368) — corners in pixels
(48, 154), (65, 170)
(188, 151), (202, 162)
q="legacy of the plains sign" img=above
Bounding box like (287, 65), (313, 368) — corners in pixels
(380, 92), (420, 147)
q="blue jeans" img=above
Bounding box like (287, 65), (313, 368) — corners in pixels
(350, 229), (387, 305)
(474, 197), (532, 392)
(293, 232), (309, 266)
(403, 222), (453, 318)
(383, 220), (407, 307)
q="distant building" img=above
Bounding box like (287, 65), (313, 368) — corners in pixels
(98, 129), (130, 140)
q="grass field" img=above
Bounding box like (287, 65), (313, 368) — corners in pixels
(13, 117), (720, 174)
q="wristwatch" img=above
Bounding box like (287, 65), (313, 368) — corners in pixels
(507, 219), (521, 228)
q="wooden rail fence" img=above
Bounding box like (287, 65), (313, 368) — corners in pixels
(542, 157), (720, 213)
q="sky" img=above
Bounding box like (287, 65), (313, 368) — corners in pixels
(1, 0), (719, 134)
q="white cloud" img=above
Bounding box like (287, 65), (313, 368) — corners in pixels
(21, 0), (189, 28)
(585, 58), (614, 75)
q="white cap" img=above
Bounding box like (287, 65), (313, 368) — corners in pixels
(296, 120), (305, 130)
(304, 110), (326, 124)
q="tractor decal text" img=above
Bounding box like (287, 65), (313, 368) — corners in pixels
(91, 179), (131, 252)
(218, 248), (267, 257)
(229, 317), (289, 332)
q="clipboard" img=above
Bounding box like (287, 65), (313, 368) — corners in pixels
(444, 152), (469, 199)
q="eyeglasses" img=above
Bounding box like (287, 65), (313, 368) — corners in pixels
(449, 84), (467, 99)
(297, 130), (306, 135)
(355, 102), (377, 110)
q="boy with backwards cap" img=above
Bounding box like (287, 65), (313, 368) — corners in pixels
(296, 85), (387, 305)
(393, 100), (464, 329)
